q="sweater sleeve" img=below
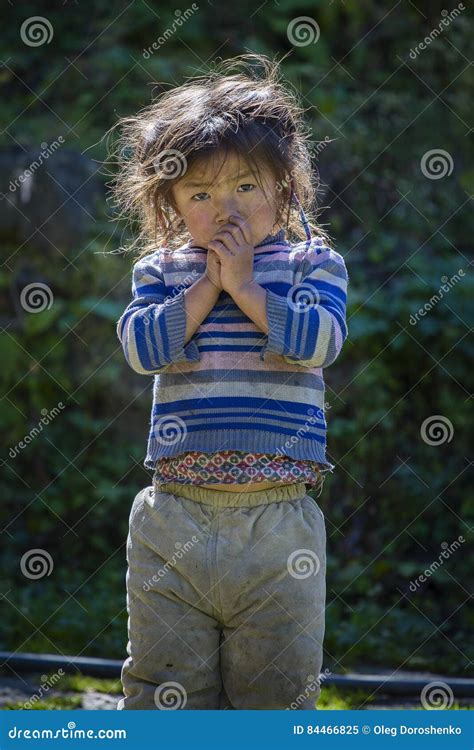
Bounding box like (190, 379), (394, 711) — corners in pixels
(259, 247), (348, 368)
(116, 252), (201, 375)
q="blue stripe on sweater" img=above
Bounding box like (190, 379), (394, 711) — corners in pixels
(154, 397), (325, 416)
(157, 307), (170, 363)
(151, 420), (326, 442)
(177, 412), (326, 429)
(135, 316), (154, 371)
(148, 312), (161, 368)
(198, 331), (265, 339)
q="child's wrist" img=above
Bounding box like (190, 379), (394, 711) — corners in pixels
(203, 272), (222, 293)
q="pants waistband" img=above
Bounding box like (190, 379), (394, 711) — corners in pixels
(154, 480), (308, 509)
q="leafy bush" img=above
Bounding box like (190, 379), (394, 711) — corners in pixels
(1, 0), (472, 677)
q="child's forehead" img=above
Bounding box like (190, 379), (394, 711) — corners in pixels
(189, 152), (246, 178)
(182, 151), (270, 187)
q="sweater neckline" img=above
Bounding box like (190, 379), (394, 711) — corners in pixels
(254, 228), (289, 249)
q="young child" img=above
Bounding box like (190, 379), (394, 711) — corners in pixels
(112, 54), (349, 710)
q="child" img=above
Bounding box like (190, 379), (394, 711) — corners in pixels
(112, 54), (349, 710)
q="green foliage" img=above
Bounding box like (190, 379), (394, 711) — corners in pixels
(4, 695), (83, 711)
(0, 0), (472, 679)
(56, 675), (123, 694)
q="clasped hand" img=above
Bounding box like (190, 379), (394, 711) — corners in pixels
(205, 215), (255, 295)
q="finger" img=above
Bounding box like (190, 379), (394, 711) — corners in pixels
(212, 224), (241, 247)
(228, 215), (252, 246)
(207, 248), (221, 262)
(222, 218), (246, 245)
(210, 230), (239, 254)
(207, 238), (232, 258)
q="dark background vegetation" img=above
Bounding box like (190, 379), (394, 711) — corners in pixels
(1, 0), (472, 679)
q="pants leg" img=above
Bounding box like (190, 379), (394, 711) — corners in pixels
(117, 486), (223, 710)
(118, 482), (326, 710)
(218, 494), (326, 709)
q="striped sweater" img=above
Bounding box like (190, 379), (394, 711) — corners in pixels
(116, 229), (349, 470)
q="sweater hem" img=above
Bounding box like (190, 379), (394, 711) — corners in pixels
(143, 430), (335, 471)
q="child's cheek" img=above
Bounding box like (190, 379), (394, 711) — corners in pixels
(190, 211), (214, 244)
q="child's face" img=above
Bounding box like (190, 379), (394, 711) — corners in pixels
(170, 151), (278, 248)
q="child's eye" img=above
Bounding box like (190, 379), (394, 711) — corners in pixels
(190, 184), (255, 201)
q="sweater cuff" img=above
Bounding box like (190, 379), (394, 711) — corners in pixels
(259, 288), (290, 360)
(159, 289), (201, 364)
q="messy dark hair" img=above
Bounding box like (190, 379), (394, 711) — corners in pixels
(105, 52), (333, 260)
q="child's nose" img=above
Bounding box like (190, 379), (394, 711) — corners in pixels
(215, 200), (240, 223)
(216, 212), (242, 227)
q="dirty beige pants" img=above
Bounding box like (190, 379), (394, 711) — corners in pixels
(117, 479), (326, 710)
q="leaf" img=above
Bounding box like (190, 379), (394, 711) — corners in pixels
(23, 304), (63, 335)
